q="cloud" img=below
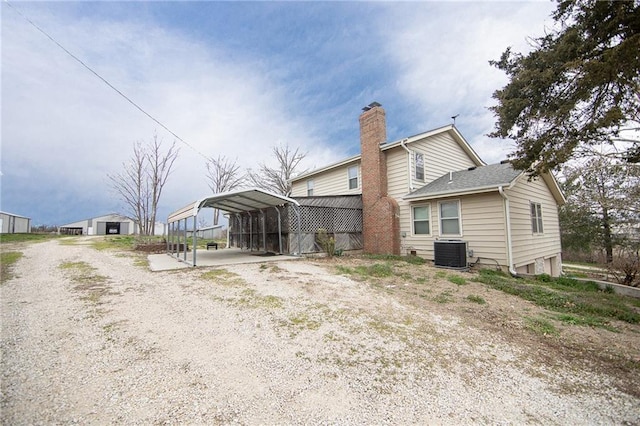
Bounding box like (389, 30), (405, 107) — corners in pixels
(1, 3), (346, 224)
(379, 1), (556, 164)
(2, 2), (559, 225)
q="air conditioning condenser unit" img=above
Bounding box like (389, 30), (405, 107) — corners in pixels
(434, 240), (468, 270)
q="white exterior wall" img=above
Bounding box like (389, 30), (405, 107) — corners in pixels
(506, 175), (562, 276)
(291, 161), (362, 197)
(0, 212), (31, 234)
(59, 214), (137, 235)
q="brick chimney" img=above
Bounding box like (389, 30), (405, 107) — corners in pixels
(359, 102), (400, 255)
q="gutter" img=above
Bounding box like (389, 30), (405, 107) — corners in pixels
(399, 138), (414, 191)
(498, 186), (518, 276)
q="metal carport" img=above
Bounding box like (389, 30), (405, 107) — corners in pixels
(167, 188), (302, 267)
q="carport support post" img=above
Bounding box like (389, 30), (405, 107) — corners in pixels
(166, 222), (170, 253)
(291, 204), (302, 256)
(248, 212), (253, 252)
(225, 214), (230, 249)
(272, 206), (282, 254)
(183, 218), (187, 261)
(192, 215), (197, 266)
(261, 209), (267, 252)
(236, 214), (242, 249)
(176, 221), (179, 256)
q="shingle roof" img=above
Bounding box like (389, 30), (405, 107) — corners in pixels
(404, 162), (522, 200)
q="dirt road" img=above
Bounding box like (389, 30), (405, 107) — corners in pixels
(1, 239), (638, 424)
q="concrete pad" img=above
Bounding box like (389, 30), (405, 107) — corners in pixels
(148, 248), (301, 271)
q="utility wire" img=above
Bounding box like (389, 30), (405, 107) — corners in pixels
(4, 0), (210, 161)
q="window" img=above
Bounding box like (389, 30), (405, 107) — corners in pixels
(531, 202), (543, 233)
(412, 205), (430, 235)
(348, 166), (359, 189)
(307, 180), (314, 196)
(415, 152), (425, 181)
(439, 200), (461, 235)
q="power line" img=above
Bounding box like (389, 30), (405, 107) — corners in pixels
(4, 0), (210, 161)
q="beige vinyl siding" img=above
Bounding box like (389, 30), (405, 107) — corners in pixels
(506, 175), (562, 268)
(290, 161), (362, 197)
(387, 142), (504, 264)
(386, 148), (409, 198)
(398, 193), (508, 266)
(420, 133), (477, 184)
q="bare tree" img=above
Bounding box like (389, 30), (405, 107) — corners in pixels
(247, 144), (307, 196)
(108, 134), (179, 236)
(205, 155), (244, 225)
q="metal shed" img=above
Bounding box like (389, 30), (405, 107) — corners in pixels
(167, 188), (302, 267)
(0, 211), (31, 234)
(59, 213), (136, 235)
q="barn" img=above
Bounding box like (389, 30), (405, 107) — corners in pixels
(0, 211), (31, 234)
(59, 213), (137, 236)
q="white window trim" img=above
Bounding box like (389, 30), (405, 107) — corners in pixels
(347, 165), (359, 190)
(530, 201), (544, 234)
(438, 199), (463, 237)
(414, 151), (425, 182)
(411, 203), (431, 236)
(307, 179), (314, 196)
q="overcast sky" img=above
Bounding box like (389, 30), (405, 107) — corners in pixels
(1, 1), (556, 226)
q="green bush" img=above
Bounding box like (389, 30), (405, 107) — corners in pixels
(316, 228), (336, 258)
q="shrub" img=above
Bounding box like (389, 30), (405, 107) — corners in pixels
(608, 249), (639, 287)
(316, 228), (336, 258)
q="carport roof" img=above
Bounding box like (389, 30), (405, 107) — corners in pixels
(168, 188), (299, 223)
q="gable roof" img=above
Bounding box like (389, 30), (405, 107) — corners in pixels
(291, 125), (484, 183)
(404, 162), (566, 205)
(381, 125), (485, 166)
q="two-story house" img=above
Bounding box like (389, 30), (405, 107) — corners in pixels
(290, 102), (565, 276)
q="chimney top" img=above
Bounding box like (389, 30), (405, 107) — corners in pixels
(362, 101), (382, 112)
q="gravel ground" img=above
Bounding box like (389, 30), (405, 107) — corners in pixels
(1, 239), (639, 425)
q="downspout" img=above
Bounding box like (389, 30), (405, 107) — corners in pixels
(400, 138), (414, 192)
(499, 186), (518, 276)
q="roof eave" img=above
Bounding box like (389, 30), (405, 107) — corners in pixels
(403, 185), (505, 201)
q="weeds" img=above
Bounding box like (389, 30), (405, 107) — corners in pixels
(231, 289), (284, 310)
(466, 294), (486, 305)
(92, 236), (136, 251)
(58, 261), (111, 304)
(201, 269), (245, 286)
(1, 251), (23, 283)
(0, 233), (63, 244)
(337, 263), (394, 278)
(364, 254), (426, 265)
(288, 313), (322, 331)
(525, 316), (558, 336)
(448, 275), (467, 286)
(434, 290), (454, 304)
(474, 269), (640, 327)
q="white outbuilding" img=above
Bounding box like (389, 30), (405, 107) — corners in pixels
(59, 213), (166, 236)
(0, 211), (31, 234)
(59, 213), (136, 235)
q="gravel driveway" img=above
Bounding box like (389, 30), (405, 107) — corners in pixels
(1, 239), (638, 424)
